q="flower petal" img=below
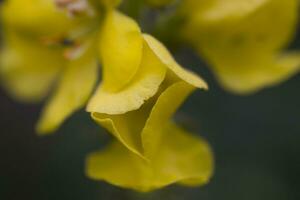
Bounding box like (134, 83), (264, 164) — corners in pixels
(86, 122), (213, 192)
(36, 45), (98, 134)
(141, 81), (196, 159)
(98, 11), (143, 92)
(90, 79), (199, 159)
(88, 39), (166, 114)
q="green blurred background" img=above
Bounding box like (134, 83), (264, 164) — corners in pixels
(1, 1), (300, 200)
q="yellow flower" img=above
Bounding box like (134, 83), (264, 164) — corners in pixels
(181, 0), (300, 94)
(86, 31), (213, 191)
(0, 0), (113, 134)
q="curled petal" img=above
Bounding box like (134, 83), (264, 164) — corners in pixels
(88, 39), (166, 115)
(91, 79), (198, 159)
(86, 123), (213, 192)
(143, 34), (208, 90)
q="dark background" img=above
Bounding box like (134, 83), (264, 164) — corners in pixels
(1, 2), (300, 200)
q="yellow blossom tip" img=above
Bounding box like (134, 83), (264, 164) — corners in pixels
(143, 34), (209, 90)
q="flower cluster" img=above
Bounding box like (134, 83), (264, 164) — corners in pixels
(0, 0), (213, 191)
(1, 0), (299, 193)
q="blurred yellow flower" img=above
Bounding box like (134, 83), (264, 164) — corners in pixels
(181, 0), (300, 94)
(0, 0), (113, 134)
(1, 0), (94, 39)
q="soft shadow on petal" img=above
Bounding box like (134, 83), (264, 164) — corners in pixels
(98, 11), (143, 92)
